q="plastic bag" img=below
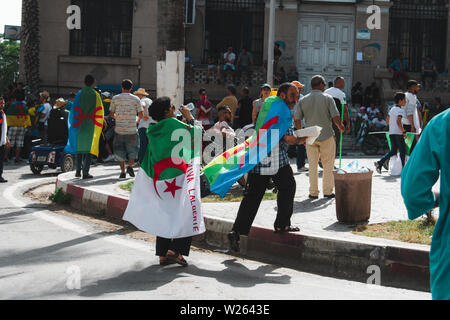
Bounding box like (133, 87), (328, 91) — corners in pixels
(389, 154), (409, 176)
(340, 160), (370, 173)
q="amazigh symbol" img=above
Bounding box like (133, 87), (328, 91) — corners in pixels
(152, 157), (188, 199)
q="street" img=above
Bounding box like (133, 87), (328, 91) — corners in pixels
(0, 163), (430, 300)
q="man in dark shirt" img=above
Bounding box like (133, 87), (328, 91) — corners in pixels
(236, 48), (253, 86)
(237, 87), (253, 129)
(421, 55), (438, 90)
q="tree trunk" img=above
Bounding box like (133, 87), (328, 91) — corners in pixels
(157, 0), (186, 107)
(21, 0), (40, 97)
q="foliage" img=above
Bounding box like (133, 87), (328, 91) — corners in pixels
(0, 35), (20, 94)
(49, 188), (72, 205)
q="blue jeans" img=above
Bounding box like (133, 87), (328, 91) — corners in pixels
(75, 154), (92, 176)
(138, 127), (148, 163)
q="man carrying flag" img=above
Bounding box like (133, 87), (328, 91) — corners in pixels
(227, 83), (307, 252)
(123, 97), (205, 266)
(65, 75), (104, 179)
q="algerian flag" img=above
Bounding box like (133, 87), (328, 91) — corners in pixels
(385, 132), (416, 156)
(123, 117), (205, 239)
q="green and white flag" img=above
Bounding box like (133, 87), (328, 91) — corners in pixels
(123, 118), (205, 239)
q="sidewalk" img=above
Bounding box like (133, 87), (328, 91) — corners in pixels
(55, 157), (437, 292)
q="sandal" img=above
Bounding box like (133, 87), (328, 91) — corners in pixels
(167, 252), (188, 267)
(274, 226), (300, 234)
(159, 258), (176, 266)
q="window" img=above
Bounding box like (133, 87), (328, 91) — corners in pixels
(70, 0), (134, 57)
(205, 0), (265, 65)
(388, 0), (448, 72)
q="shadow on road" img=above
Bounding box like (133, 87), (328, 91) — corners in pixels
(78, 258), (291, 297)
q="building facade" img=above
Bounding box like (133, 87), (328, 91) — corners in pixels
(22, 0), (450, 99)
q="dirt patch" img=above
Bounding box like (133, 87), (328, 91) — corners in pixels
(353, 218), (435, 245)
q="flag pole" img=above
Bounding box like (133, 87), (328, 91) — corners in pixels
(339, 97), (345, 169)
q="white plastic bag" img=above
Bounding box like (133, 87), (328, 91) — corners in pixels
(389, 154), (409, 176)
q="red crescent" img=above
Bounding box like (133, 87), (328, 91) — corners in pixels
(153, 157), (188, 199)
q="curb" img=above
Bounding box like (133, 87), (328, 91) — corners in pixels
(55, 176), (430, 292)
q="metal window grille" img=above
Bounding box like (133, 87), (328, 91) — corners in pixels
(205, 0), (265, 65)
(388, 0), (448, 72)
(69, 0), (134, 57)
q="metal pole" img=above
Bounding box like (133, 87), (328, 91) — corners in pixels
(267, 0), (275, 86)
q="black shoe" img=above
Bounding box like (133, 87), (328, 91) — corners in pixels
(382, 161), (389, 171)
(324, 194), (335, 199)
(0, 177), (7, 183)
(82, 174), (93, 180)
(119, 172), (126, 180)
(374, 161), (382, 174)
(227, 231), (240, 253)
(309, 195), (319, 200)
(127, 166), (135, 178)
(75, 171), (81, 178)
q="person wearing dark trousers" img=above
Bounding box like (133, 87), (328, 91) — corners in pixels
(375, 92), (407, 174)
(296, 144), (307, 172)
(228, 83), (307, 253)
(75, 154), (92, 178)
(156, 237), (192, 266)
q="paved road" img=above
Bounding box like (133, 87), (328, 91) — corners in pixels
(0, 163), (431, 300)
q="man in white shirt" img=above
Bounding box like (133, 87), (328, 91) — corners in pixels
(402, 80), (422, 153)
(371, 112), (388, 131)
(221, 46), (236, 84)
(325, 77), (351, 155)
(133, 88), (153, 165)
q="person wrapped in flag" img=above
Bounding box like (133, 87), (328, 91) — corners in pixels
(65, 75), (104, 179)
(203, 83), (307, 253)
(123, 97), (205, 267)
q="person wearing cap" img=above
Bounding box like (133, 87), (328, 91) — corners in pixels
(133, 88), (152, 165)
(402, 80), (422, 153)
(292, 81), (308, 172)
(195, 89), (213, 130)
(47, 98), (69, 145)
(101, 92), (112, 115)
(252, 83), (272, 123)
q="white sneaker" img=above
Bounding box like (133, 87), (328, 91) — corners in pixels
(104, 155), (115, 162)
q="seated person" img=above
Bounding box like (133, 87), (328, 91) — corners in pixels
(47, 98), (69, 145)
(421, 55), (438, 90)
(207, 55), (219, 84)
(221, 46), (236, 84)
(367, 103), (380, 120)
(389, 54), (409, 89)
(371, 112), (388, 131)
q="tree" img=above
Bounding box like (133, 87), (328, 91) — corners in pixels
(0, 36), (20, 94)
(21, 0), (40, 97)
(156, 0), (186, 107)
